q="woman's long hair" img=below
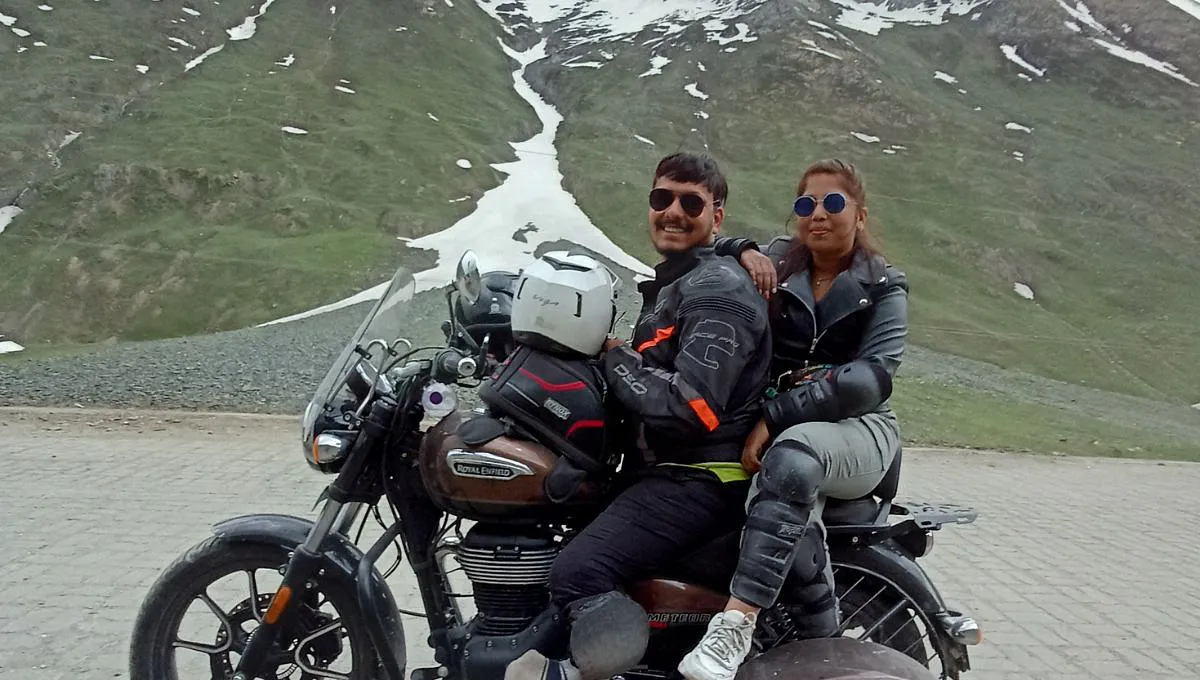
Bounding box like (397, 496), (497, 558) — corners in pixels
(771, 159), (885, 319)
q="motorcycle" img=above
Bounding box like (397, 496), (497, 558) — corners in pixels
(129, 250), (983, 680)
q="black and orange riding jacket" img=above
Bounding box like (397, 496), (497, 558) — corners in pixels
(601, 245), (772, 470)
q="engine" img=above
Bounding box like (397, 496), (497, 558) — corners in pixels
(456, 524), (562, 636)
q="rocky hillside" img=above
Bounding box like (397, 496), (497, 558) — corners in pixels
(2, 0), (1198, 442)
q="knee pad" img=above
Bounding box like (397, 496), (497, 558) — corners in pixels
(566, 591), (649, 680)
(759, 441), (825, 505)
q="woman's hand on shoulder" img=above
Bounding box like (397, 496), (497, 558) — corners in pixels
(739, 249), (777, 300)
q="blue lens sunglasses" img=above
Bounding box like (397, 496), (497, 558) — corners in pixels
(793, 192), (847, 217)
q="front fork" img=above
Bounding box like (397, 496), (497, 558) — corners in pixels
(233, 497), (347, 679)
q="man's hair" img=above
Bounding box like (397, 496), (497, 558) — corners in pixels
(653, 152), (728, 207)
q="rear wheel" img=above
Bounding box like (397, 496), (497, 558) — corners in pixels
(129, 536), (379, 680)
(834, 566), (956, 678)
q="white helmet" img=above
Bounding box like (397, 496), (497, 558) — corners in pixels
(511, 251), (618, 357)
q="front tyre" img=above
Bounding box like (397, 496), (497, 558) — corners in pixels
(129, 536), (378, 680)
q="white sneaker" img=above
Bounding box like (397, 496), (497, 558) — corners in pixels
(677, 610), (757, 680)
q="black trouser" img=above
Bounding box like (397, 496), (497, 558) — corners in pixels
(549, 468), (750, 607)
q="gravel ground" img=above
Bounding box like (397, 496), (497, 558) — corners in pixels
(3, 272), (1198, 443)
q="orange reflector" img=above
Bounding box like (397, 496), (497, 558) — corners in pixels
(264, 585), (293, 624)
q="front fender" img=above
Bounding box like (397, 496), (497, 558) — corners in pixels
(211, 513), (407, 679)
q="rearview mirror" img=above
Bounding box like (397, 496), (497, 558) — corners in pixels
(454, 250), (482, 304)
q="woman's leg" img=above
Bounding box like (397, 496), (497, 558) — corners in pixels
(678, 413), (901, 680)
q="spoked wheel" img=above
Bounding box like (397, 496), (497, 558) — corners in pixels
(834, 566), (952, 679)
(130, 536), (378, 680)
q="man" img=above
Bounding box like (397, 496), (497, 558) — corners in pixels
(506, 152), (773, 679)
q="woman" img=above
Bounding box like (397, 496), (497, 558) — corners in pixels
(677, 158), (909, 680)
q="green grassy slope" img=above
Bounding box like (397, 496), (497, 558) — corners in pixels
(1, 0), (535, 343)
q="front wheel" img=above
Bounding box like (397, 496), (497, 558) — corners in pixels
(129, 535), (378, 680)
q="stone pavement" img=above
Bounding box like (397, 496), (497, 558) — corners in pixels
(0, 407), (1197, 680)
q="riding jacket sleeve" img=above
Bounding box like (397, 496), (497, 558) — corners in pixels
(762, 270), (909, 438)
(602, 271), (770, 441)
(712, 236), (761, 258)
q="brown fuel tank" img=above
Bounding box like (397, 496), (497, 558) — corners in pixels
(418, 409), (604, 522)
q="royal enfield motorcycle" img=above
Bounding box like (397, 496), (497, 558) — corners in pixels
(129, 250), (982, 680)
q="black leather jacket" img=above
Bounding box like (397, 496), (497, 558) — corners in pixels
(714, 235), (909, 438)
(603, 245), (772, 466)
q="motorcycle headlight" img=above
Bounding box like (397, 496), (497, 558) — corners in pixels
(304, 431), (354, 474)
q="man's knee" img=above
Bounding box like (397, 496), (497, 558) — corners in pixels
(566, 591), (650, 679)
(758, 438), (826, 505)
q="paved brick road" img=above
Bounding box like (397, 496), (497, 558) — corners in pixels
(1, 407), (1197, 680)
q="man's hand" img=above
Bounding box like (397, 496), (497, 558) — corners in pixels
(739, 249), (777, 300)
(741, 418), (770, 473)
(602, 336), (625, 352)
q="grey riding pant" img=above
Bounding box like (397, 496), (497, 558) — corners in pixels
(747, 410), (902, 589)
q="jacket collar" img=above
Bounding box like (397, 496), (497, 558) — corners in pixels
(779, 249), (886, 327)
(637, 245), (712, 299)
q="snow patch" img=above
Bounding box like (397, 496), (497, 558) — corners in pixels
(456, 159), (473, 169)
(1006, 122), (1034, 133)
(0, 12), (16, 26)
(12, 27), (30, 37)
(564, 59), (604, 69)
(639, 55), (671, 77)
(634, 134), (656, 145)
(228, 0), (277, 41)
(1191, 402), (1200, 410)
(38, 4), (53, 10)
(185, 44), (224, 71)
(882, 149), (897, 155)
(0, 341), (23, 354)
(89, 54), (114, 61)
(1057, 1), (1196, 86)
(934, 70), (958, 84)
(261, 33), (653, 325)
(1090, 38), (1197, 86)
(1056, 0), (1109, 34)
(704, 19), (757, 45)
(427, 112), (440, 121)
(0, 205), (22, 235)
(685, 82), (710, 100)
(1064, 20), (1081, 32)
(828, 0), (991, 36)
(804, 46), (844, 60)
(1012, 151), (1025, 162)
(33, 41), (46, 47)
(483, 0), (769, 49)
(1000, 44), (1045, 77)
(183, 6), (201, 17)
(697, 61), (706, 72)
(275, 53), (295, 67)
(281, 125), (308, 135)
(1013, 282), (1035, 300)
(136, 64), (150, 73)
(334, 85), (356, 94)
(851, 131), (881, 143)
(695, 110), (710, 119)
(168, 36), (194, 48)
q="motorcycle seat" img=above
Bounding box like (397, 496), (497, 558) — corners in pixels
(822, 447), (902, 525)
